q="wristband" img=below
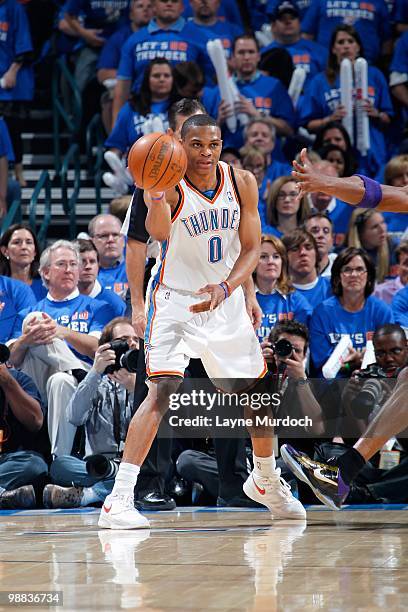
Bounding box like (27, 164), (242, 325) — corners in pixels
(354, 174), (382, 209)
(150, 192), (165, 201)
(219, 281), (230, 300)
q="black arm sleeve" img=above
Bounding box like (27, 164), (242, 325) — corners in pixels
(127, 188), (149, 243)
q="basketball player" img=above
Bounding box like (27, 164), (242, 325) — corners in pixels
(99, 114), (306, 529)
(293, 148), (408, 211)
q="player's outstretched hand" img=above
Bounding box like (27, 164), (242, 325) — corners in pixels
(292, 148), (323, 196)
(190, 284), (227, 314)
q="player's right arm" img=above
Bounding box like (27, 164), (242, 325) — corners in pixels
(144, 188), (178, 242)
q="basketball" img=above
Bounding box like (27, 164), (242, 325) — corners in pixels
(127, 132), (187, 191)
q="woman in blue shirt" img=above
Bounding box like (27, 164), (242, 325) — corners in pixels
(264, 175), (310, 238)
(298, 25), (393, 178)
(345, 208), (399, 282)
(105, 58), (178, 157)
(254, 234), (312, 345)
(0, 223), (46, 300)
(310, 247), (393, 376)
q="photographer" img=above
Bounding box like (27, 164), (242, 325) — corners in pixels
(43, 317), (138, 508)
(342, 324), (408, 436)
(0, 345), (48, 509)
(262, 320), (325, 437)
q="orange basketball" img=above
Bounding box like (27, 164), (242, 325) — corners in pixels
(127, 132), (187, 191)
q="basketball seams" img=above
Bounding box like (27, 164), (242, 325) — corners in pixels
(136, 132), (163, 188)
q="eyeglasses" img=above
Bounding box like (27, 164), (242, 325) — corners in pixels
(52, 261), (79, 270)
(341, 266), (367, 276)
(277, 191), (298, 200)
(92, 232), (121, 241)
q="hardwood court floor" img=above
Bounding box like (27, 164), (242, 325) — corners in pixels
(0, 505), (408, 611)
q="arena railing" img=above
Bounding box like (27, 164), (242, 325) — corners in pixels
(86, 113), (105, 215)
(0, 199), (22, 235)
(61, 142), (81, 240)
(28, 170), (52, 250)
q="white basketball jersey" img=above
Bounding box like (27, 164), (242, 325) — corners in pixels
(150, 161), (242, 292)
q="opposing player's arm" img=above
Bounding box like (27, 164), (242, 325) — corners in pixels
(144, 188), (179, 242)
(293, 149), (408, 212)
(226, 169), (261, 291)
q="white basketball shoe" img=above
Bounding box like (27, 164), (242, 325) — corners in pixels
(98, 493), (150, 530)
(243, 468), (307, 520)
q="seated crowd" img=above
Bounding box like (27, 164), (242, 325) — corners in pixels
(0, 0), (407, 509)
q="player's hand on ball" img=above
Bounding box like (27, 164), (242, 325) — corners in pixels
(190, 284), (226, 313)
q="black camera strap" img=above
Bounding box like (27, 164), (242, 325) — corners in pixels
(112, 386), (122, 454)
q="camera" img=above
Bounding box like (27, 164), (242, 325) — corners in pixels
(272, 338), (293, 359)
(104, 339), (139, 375)
(350, 363), (390, 417)
(0, 344), (10, 364)
(86, 454), (121, 479)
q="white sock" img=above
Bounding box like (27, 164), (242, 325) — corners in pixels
(110, 462), (140, 497)
(253, 453), (276, 478)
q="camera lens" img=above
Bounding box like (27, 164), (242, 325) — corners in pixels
(119, 349), (139, 373)
(274, 338), (293, 358)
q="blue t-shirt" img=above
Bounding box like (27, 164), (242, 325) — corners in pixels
(301, 0), (391, 64)
(256, 289), (312, 341)
(293, 276), (332, 309)
(96, 286), (126, 318)
(65, 0), (130, 40)
(382, 212), (408, 239)
(97, 23), (132, 70)
(202, 72), (295, 150)
(30, 277), (47, 301)
(298, 67), (394, 177)
(261, 39), (328, 89)
(183, 0), (243, 29)
(0, 275), (36, 342)
(13, 293), (113, 363)
(105, 99), (170, 153)
(0, 0), (34, 101)
(310, 294), (393, 372)
(392, 285), (408, 329)
(390, 30), (408, 75)
(0, 116), (13, 160)
(117, 18), (207, 92)
(98, 259), (128, 295)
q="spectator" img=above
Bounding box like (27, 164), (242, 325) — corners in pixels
(0, 117), (20, 219)
(312, 120), (357, 171)
(306, 160), (353, 246)
(345, 208), (398, 283)
(240, 145), (270, 221)
(254, 234), (312, 344)
(301, 0), (391, 64)
(317, 144), (355, 178)
(261, 1), (327, 90)
(390, 31), (408, 116)
(304, 212), (337, 278)
(188, 0), (243, 64)
(112, 0), (207, 123)
(183, 0), (244, 29)
(173, 61), (204, 99)
(64, 0), (131, 96)
(43, 317), (138, 508)
(243, 117), (291, 182)
(0, 273), (36, 343)
(8, 240), (113, 456)
(76, 239), (126, 318)
(88, 214), (128, 296)
(220, 147), (242, 169)
(0, 224), (46, 300)
(266, 0), (311, 21)
(105, 58), (177, 157)
(392, 284), (408, 332)
(203, 34), (295, 150)
(0, 1), (34, 187)
(0, 363), (47, 509)
(282, 228), (332, 309)
(375, 241), (408, 304)
(310, 247), (393, 376)
(264, 175), (310, 238)
(394, 0), (408, 34)
(298, 25), (393, 178)
(381, 154), (408, 238)
(96, 0), (153, 133)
